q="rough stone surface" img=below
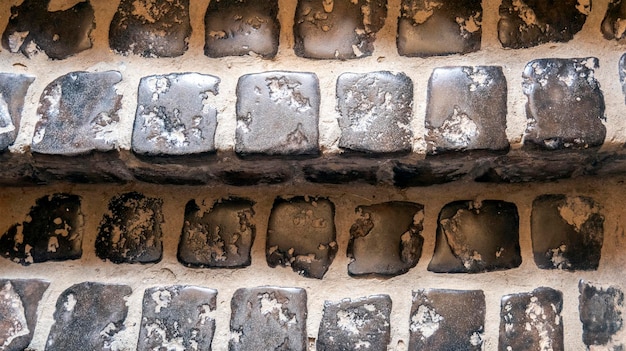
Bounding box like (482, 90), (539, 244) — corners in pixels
(0, 74), (35, 151)
(96, 192), (164, 264)
(579, 280), (625, 349)
(205, 0), (280, 58)
(409, 289), (485, 351)
(137, 285), (217, 351)
(0, 193), (83, 265)
(336, 71), (413, 154)
(45, 282), (132, 351)
(294, 0), (387, 59)
(347, 201), (424, 277)
(398, 0), (482, 57)
(317, 295), (392, 351)
(428, 200), (521, 273)
(230, 287), (307, 351)
(109, 0), (191, 57)
(602, 0), (626, 40)
(0, 279), (49, 351)
(266, 196), (337, 279)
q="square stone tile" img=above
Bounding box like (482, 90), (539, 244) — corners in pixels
(579, 280), (625, 350)
(0, 73), (34, 151)
(0, 279), (49, 351)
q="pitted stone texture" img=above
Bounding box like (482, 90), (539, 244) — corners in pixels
(0, 74), (34, 151)
(0, 279), (49, 351)
(428, 200), (521, 273)
(337, 71), (413, 154)
(96, 192), (164, 264)
(522, 58), (606, 150)
(294, 0), (387, 59)
(109, 0), (191, 57)
(236, 72), (320, 157)
(205, 0), (280, 58)
(498, 0), (589, 49)
(178, 197), (256, 268)
(409, 289), (485, 351)
(602, 0), (626, 40)
(348, 201), (424, 277)
(267, 196), (337, 279)
(317, 295), (392, 351)
(426, 66), (509, 154)
(532, 195), (604, 271)
(137, 286), (217, 351)
(31, 71), (123, 155)
(45, 282), (132, 351)
(499, 287), (564, 351)
(132, 73), (220, 156)
(579, 280), (625, 349)
(1, 0), (95, 59)
(230, 287), (307, 351)
(0, 193), (83, 265)
(398, 0), (482, 57)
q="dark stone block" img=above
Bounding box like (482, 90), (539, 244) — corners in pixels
(532, 195), (604, 270)
(603, 0), (626, 40)
(45, 282), (132, 351)
(426, 66), (509, 154)
(230, 287), (307, 351)
(236, 72), (320, 157)
(218, 167), (292, 186)
(137, 285), (217, 351)
(337, 71), (413, 154)
(96, 192), (164, 264)
(428, 200), (521, 273)
(409, 289), (485, 351)
(393, 158), (472, 187)
(499, 287), (564, 351)
(579, 280), (625, 349)
(109, 0), (191, 57)
(0, 279), (49, 351)
(0, 73), (35, 151)
(317, 295), (392, 351)
(303, 162), (379, 185)
(347, 201), (424, 277)
(267, 196), (337, 279)
(205, 0), (280, 58)
(0, 193), (83, 265)
(294, 0), (386, 59)
(1, 0), (95, 59)
(398, 0), (482, 57)
(498, 0), (589, 49)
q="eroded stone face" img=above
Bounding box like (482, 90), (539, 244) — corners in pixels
(0, 279), (49, 351)
(602, 0), (626, 40)
(0, 74), (35, 151)
(579, 281), (625, 349)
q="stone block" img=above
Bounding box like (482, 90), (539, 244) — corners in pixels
(0, 73), (35, 151)
(0, 279), (49, 351)
(579, 280), (625, 350)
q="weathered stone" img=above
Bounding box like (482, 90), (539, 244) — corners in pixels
(45, 282), (132, 351)
(409, 289), (485, 351)
(0, 74), (35, 151)
(620, 53), (626, 105)
(602, 0), (626, 40)
(0, 193), (83, 265)
(579, 280), (625, 349)
(348, 201), (424, 277)
(218, 166), (292, 186)
(230, 287), (307, 351)
(205, 0), (280, 58)
(398, 0), (482, 57)
(303, 162), (379, 185)
(0, 279), (49, 351)
(137, 285), (217, 351)
(393, 158), (473, 187)
(96, 192), (164, 264)
(317, 295), (392, 351)
(267, 196), (337, 279)
(109, 0), (191, 57)
(294, 0), (386, 59)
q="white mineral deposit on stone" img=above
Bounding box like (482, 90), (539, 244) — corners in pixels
(352, 44), (364, 57)
(146, 76), (170, 102)
(438, 107), (478, 148)
(558, 196), (598, 232)
(549, 244), (570, 269)
(63, 293), (77, 312)
(266, 77), (311, 112)
(259, 293), (296, 326)
(0, 282), (29, 348)
(558, 73), (576, 87)
(525, 296), (555, 351)
(336, 309), (364, 334)
(470, 331), (483, 346)
(198, 303), (215, 325)
(144, 322), (187, 351)
(0, 94), (15, 135)
(410, 304), (443, 339)
(43, 83), (62, 120)
(152, 289), (172, 313)
(463, 67), (492, 92)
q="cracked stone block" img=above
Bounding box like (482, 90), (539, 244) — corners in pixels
(236, 72), (320, 157)
(230, 287), (307, 351)
(109, 0), (191, 57)
(205, 0), (280, 58)
(426, 66), (509, 154)
(266, 196), (337, 279)
(137, 285), (217, 351)
(294, 0), (387, 59)
(499, 287), (564, 351)
(0, 193), (83, 265)
(0, 279), (49, 351)
(1, 0), (95, 59)
(178, 197), (256, 268)
(96, 192), (164, 264)
(409, 289), (485, 351)
(579, 280), (625, 349)
(603, 0), (626, 40)
(532, 195), (604, 271)
(337, 71), (413, 154)
(347, 201), (424, 277)
(0, 73), (34, 151)
(398, 0), (482, 57)
(45, 282), (132, 351)
(498, 0), (589, 49)
(317, 295), (391, 351)
(428, 200), (521, 273)
(132, 73), (220, 156)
